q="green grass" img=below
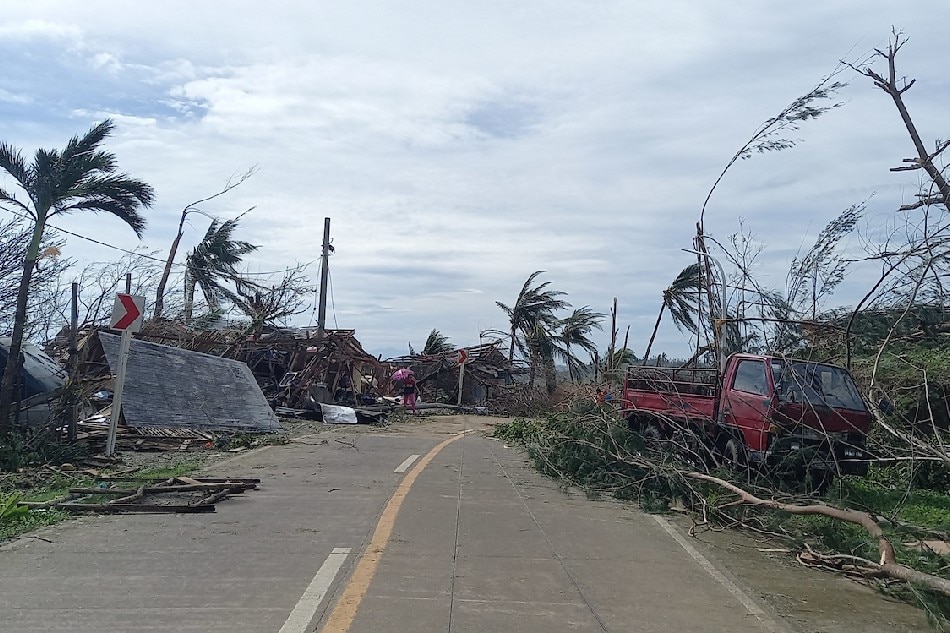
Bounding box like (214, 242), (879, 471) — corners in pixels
(132, 459), (204, 480)
(0, 492), (71, 542)
(0, 506), (71, 542)
(834, 476), (950, 533)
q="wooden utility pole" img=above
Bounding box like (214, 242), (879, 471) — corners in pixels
(67, 282), (79, 441)
(317, 217), (331, 335)
(607, 298), (618, 378)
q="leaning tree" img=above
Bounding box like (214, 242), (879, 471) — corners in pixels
(0, 120), (154, 432)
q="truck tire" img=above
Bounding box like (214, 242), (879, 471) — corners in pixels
(722, 438), (749, 478)
(641, 422), (664, 453)
(806, 469), (834, 495)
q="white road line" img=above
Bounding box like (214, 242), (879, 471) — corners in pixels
(394, 454), (421, 473)
(278, 547), (351, 633)
(652, 516), (787, 633)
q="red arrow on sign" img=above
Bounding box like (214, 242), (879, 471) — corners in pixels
(114, 293), (142, 330)
(457, 349), (468, 365)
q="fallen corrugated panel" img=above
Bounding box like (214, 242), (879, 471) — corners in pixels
(99, 332), (280, 433)
(319, 402), (358, 424)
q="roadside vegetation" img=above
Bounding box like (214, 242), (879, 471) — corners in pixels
(490, 34), (950, 628)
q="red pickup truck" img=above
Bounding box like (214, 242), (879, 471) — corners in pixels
(622, 353), (871, 485)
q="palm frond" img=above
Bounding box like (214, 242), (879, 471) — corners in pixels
(0, 142), (30, 189)
(423, 329), (454, 355)
(61, 120), (115, 165)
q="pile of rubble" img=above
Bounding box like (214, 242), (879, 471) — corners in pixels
(7, 321), (524, 458)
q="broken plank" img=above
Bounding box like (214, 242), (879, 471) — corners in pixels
(68, 483), (256, 495)
(97, 476), (261, 484)
(51, 502), (217, 513)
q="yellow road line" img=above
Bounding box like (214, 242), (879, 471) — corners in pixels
(319, 431), (468, 633)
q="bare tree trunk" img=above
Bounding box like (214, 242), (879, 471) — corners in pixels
(566, 344), (575, 383)
(607, 297), (617, 375)
(859, 33), (950, 211)
(153, 212), (187, 319)
(543, 350), (557, 395)
(528, 341), (539, 391)
(183, 270), (196, 325)
(641, 304), (666, 365)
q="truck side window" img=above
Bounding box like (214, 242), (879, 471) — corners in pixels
(733, 360), (768, 395)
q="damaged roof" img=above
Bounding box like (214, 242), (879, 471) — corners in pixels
(98, 332), (280, 433)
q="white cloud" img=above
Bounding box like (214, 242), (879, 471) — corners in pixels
(0, 1), (947, 360)
(0, 19), (82, 41)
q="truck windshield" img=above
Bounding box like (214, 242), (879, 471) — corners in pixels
(770, 360), (866, 411)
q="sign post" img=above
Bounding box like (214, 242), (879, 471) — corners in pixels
(106, 293), (145, 456)
(456, 349), (468, 407)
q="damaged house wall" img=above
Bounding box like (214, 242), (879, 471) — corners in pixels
(236, 327), (387, 409)
(387, 342), (520, 407)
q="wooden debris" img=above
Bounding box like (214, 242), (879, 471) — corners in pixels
(20, 476), (260, 514)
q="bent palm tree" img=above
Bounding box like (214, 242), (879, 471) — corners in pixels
(642, 263), (703, 364)
(557, 306), (604, 382)
(0, 120), (154, 430)
(422, 329), (454, 355)
(496, 271), (570, 364)
(183, 217), (258, 324)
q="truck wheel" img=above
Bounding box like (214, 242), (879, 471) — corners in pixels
(641, 423), (664, 452)
(722, 438), (749, 476)
(806, 470), (834, 495)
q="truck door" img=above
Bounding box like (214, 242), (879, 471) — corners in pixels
(721, 358), (773, 454)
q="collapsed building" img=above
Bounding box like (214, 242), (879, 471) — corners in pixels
(34, 321), (522, 450)
(386, 341), (523, 409)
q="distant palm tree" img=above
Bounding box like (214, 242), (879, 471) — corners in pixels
(600, 346), (637, 383)
(522, 320), (557, 393)
(423, 329), (454, 355)
(556, 306), (604, 382)
(496, 271), (570, 364)
(183, 217), (258, 324)
(642, 263), (703, 364)
(0, 120), (154, 430)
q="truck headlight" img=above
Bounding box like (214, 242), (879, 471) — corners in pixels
(790, 442), (801, 451)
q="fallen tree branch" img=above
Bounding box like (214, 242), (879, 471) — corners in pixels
(685, 470), (950, 597)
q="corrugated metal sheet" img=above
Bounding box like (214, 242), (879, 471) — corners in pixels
(99, 332), (280, 433)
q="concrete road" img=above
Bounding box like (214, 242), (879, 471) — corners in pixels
(0, 416), (927, 632)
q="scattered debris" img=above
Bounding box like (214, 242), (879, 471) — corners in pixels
(19, 476), (260, 514)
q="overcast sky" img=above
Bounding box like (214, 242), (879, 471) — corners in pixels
(1, 2), (947, 360)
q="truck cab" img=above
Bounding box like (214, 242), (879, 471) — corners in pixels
(721, 354), (871, 476)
